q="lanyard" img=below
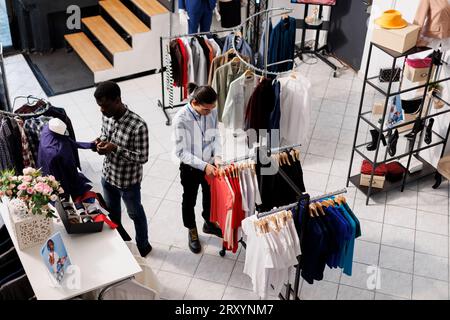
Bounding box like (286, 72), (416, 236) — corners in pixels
(187, 106), (206, 141)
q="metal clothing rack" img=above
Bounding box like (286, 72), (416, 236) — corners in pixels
(255, 188), (347, 300)
(0, 95), (51, 117)
(294, 3), (338, 77)
(0, 43), (12, 112)
(156, 7), (297, 125)
(157, 28), (237, 125)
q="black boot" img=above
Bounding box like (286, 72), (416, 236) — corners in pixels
(367, 129), (387, 151)
(203, 222), (223, 238)
(387, 129), (399, 157)
(188, 228), (201, 254)
(405, 119), (425, 139)
(424, 118), (434, 145)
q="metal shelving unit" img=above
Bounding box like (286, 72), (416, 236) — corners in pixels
(346, 42), (450, 205)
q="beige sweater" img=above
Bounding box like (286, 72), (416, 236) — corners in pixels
(414, 0), (450, 40)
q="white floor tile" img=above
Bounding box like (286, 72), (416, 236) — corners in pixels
(302, 154), (334, 174)
(340, 262), (374, 290)
(307, 139), (338, 158)
(203, 236), (239, 261)
(311, 125), (341, 142)
(222, 286), (259, 300)
(416, 211), (448, 236)
(228, 261), (253, 291)
(302, 170), (329, 193)
(320, 100), (348, 115)
(386, 189), (418, 210)
(141, 176), (172, 199)
(353, 240), (380, 266)
(379, 245), (414, 274)
(329, 159), (350, 178)
(323, 267), (342, 284)
(417, 192), (449, 215)
(415, 231), (449, 258)
(376, 268), (412, 299)
(316, 112), (344, 129)
(384, 205), (417, 230)
(324, 87), (350, 103)
(157, 270), (192, 300)
(413, 252), (449, 281)
(160, 247), (202, 277)
(381, 224), (415, 251)
(359, 219), (383, 244)
(337, 285), (375, 300)
(194, 254), (236, 284)
(184, 278), (226, 300)
(374, 292), (407, 300)
(300, 281), (339, 300)
(412, 276), (449, 300)
(144, 242), (170, 271)
(353, 200), (385, 223)
(146, 159), (179, 182)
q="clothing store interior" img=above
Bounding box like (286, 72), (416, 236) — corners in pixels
(0, 0), (450, 302)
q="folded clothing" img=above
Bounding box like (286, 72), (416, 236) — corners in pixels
(406, 57), (432, 69)
(361, 160), (387, 176)
(385, 162), (406, 182)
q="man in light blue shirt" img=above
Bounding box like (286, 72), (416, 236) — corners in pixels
(173, 83), (223, 254)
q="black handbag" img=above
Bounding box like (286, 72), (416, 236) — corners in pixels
(379, 67), (401, 82)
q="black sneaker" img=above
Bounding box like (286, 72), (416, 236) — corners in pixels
(188, 228), (201, 254)
(203, 222), (223, 238)
(138, 243), (152, 258)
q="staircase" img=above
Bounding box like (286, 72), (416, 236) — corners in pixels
(64, 0), (169, 83)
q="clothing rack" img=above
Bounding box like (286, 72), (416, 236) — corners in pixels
(0, 95), (50, 117)
(255, 188), (347, 300)
(157, 28), (237, 126)
(294, 3), (338, 77)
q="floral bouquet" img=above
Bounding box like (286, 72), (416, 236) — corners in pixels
(0, 167), (64, 218)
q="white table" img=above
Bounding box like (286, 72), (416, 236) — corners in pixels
(0, 200), (142, 300)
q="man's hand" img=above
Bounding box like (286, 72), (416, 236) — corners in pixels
(205, 164), (218, 176)
(97, 141), (118, 155)
(214, 157), (222, 168)
(93, 138), (102, 152)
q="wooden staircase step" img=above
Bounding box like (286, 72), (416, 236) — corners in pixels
(100, 0), (150, 35)
(82, 16), (132, 54)
(130, 0), (168, 16)
(64, 33), (113, 72)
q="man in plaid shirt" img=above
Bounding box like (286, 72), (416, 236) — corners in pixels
(93, 81), (152, 257)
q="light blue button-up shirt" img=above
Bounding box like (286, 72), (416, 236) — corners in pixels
(173, 103), (222, 171)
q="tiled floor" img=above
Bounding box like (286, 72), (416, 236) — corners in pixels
(3, 51), (450, 300)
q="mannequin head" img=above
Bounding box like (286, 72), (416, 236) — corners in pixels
(94, 81), (125, 119)
(188, 83), (217, 116)
(48, 118), (67, 136)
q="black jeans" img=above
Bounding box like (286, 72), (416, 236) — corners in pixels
(180, 163), (211, 229)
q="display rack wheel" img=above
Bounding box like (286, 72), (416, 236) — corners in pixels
(333, 71), (337, 78)
(219, 249), (226, 257)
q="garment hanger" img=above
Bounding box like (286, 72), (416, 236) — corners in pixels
(315, 202), (326, 216)
(284, 152), (291, 166)
(309, 203), (319, 217)
(244, 69), (254, 79)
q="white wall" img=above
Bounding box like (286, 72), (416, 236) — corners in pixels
(360, 0), (450, 165)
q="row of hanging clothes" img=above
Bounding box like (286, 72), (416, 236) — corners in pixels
(169, 32), (253, 99)
(221, 69), (312, 147)
(0, 97), (92, 200)
(242, 192), (360, 299)
(207, 147), (306, 254)
(0, 222), (35, 300)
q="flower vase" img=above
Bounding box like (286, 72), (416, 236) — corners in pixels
(8, 200), (54, 250)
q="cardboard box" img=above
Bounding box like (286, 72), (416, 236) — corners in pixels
(372, 24), (420, 54)
(372, 101), (384, 115)
(405, 64), (433, 83)
(360, 174), (385, 189)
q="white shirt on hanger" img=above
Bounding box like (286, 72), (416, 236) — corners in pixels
(278, 72), (312, 147)
(181, 37), (195, 84)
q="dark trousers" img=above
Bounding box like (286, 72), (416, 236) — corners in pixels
(101, 177), (149, 250)
(180, 163), (211, 229)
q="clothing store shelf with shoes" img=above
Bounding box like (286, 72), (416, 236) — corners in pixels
(347, 40), (450, 205)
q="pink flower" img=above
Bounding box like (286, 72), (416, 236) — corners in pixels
(6, 190), (12, 196)
(27, 187), (34, 195)
(8, 184), (15, 189)
(43, 186), (52, 195)
(22, 175), (32, 183)
(17, 184), (27, 191)
(48, 175), (56, 181)
(0, 191), (3, 197)
(34, 183), (44, 193)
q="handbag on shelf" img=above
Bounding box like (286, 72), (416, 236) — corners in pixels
(379, 67), (401, 83)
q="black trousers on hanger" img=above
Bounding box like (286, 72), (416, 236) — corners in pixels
(180, 163), (211, 229)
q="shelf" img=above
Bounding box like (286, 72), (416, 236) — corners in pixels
(296, 19), (330, 31)
(349, 156), (436, 195)
(371, 43), (432, 59)
(359, 96), (450, 133)
(354, 130), (445, 165)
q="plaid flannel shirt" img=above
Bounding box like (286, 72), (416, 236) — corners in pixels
(100, 107), (149, 188)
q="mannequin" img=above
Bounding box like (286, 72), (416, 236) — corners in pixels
(179, 0), (217, 33)
(38, 118), (92, 199)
